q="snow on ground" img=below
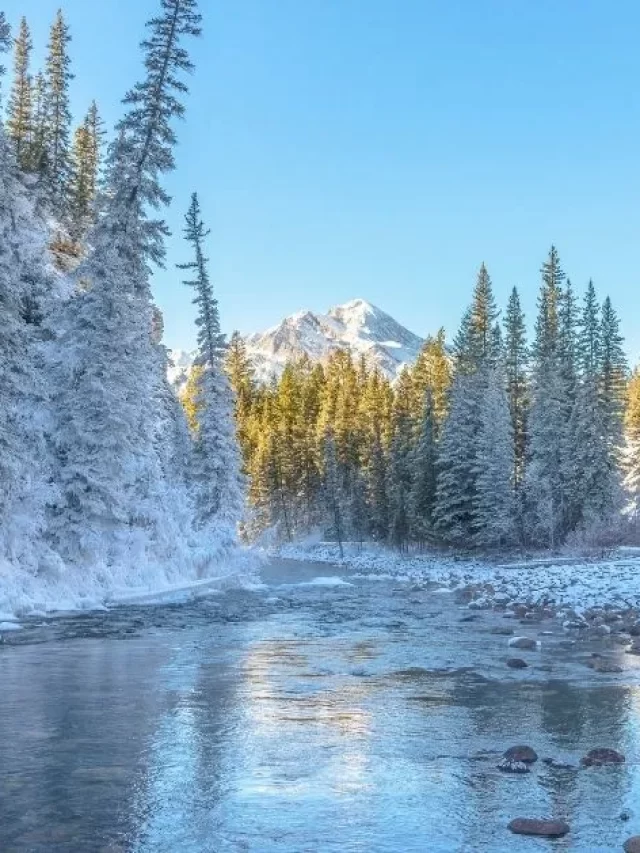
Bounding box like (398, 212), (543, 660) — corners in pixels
(0, 548), (262, 621)
(275, 540), (640, 615)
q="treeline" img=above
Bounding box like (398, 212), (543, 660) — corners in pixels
(218, 248), (634, 551)
(4, 11), (103, 241)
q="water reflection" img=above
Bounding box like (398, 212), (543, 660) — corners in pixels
(0, 568), (639, 852)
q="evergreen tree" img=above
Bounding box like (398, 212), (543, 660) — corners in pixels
(454, 263), (499, 372)
(600, 296), (627, 450)
(178, 192), (243, 531)
(503, 286), (528, 488)
(322, 431), (345, 557)
(434, 373), (482, 545)
(49, 0), (202, 562)
(69, 103), (104, 237)
(473, 369), (517, 548)
(44, 10), (74, 215)
(387, 371), (413, 549)
(7, 17), (32, 169)
(408, 388), (438, 544)
(578, 279), (601, 378)
(525, 247), (570, 546)
(30, 72), (47, 175)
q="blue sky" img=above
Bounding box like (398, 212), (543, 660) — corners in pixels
(4, 1), (640, 358)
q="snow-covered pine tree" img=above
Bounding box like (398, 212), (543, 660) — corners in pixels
(436, 263), (500, 544)
(44, 10), (74, 216)
(434, 372), (482, 545)
(454, 263), (499, 372)
(473, 368), (516, 548)
(599, 296), (627, 452)
(178, 192), (243, 535)
(525, 246), (572, 546)
(48, 0), (203, 567)
(503, 286), (528, 488)
(30, 71), (48, 176)
(7, 17), (33, 170)
(565, 287), (626, 531)
(0, 16), (57, 570)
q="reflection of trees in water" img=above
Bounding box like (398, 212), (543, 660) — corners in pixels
(456, 674), (633, 851)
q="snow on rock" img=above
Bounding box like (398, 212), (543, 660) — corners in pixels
(275, 540), (640, 615)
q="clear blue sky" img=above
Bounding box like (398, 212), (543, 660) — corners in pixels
(4, 1), (640, 359)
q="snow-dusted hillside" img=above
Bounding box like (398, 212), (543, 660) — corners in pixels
(169, 299), (425, 386)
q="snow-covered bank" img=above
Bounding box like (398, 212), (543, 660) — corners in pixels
(0, 548), (262, 621)
(275, 540), (640, 615)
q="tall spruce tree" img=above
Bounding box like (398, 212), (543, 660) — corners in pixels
(473, 368), (516, 548)
(503, 286), (528, 488)
(30, 71), (48, 176)
(525, 247), (570, 546)
(600, 296), (627, 450)
(7, 17), (32, 169)
(408, 388), (438, 544)
(69, 103), (104, 237)
(178, 192), (243, 531)
(44, 10), (74, 216)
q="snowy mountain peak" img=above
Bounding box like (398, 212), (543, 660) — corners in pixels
(245, 299), (424, 382)
(169, 299), (425, 388)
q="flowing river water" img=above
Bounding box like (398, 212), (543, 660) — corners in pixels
(1, 559), (640, 852)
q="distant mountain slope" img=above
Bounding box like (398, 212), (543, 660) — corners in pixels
(168, 298), (425, 387)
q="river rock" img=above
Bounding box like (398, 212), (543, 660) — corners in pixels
(629, 622), (640, 637)
(623, 837), (640, 853)
(543, 757), (575, 770)
(492, 627), (514, 636)
(506, 658), (528, 669)
(586, 656), (623, 674)
(497, 758), (530, 774)
(508, 818), (570, 838)
(581, 748), (625, 767)
(504, 745), (538, 764)
(508, 636), (538, 651)
(627, 638), (640, 655)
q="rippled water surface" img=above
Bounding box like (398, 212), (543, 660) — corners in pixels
(2, 559), (640, 852)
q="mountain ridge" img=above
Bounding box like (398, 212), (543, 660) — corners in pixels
(168, 298), (425, 387)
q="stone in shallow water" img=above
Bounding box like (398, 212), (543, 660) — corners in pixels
(503, 745), (538, 764)
(589, 658), (623, 674)
(624, 837), (640, 853)
(508, 636), (538, 651)
(508, 818), (570, 838)
(581, 748), (625, 767)
(506, 657), (528, 669)
(543, 757), (575, 770)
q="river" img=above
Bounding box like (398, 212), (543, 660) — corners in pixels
(1, 559), (639, 852)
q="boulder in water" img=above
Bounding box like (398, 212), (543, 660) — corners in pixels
(581, 748), (625, 767)
(624, 837), (640, 853)
(503, 745), (538, 764)
(508, 636), (538, 651)
(506, 658), (528, 669)
(508, 818), (570, 838)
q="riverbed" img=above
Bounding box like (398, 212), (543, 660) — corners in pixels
(1, 559), (640, 851)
